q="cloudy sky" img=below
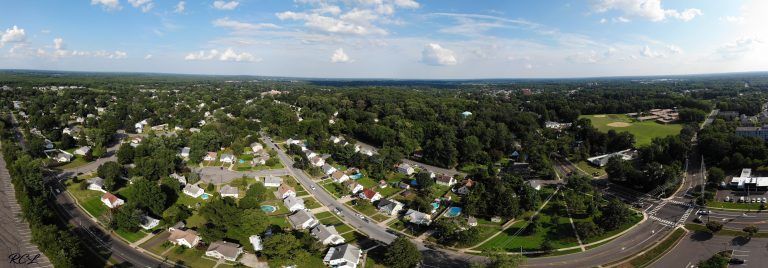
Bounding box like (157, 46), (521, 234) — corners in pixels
(1, 0), (766, 79)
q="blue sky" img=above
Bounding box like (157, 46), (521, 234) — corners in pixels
(1, 0), (766, 78)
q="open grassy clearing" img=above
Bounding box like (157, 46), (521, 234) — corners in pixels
(579, 114), (682, 146)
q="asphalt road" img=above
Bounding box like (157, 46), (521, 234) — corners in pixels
(652, 233), (768, 268)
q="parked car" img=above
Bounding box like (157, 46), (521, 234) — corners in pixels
(697, 210), (710, 215)
(740, 196), (745, 203)
(730, 258), (745, 265)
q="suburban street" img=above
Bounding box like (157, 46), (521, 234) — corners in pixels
(653, 234), (767, 268)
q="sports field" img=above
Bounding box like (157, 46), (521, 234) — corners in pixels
(579, 114), (682, 146)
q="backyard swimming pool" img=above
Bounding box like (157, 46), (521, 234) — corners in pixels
(200, 193), (210, 200)
(445, 207), (462, 217)
(260, 205), (277, 213)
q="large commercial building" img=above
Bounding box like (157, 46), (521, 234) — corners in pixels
(730, 168), (768, 190)
(736, 126), (768, 141)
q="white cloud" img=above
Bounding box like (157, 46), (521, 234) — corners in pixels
(613, 16), (631, 23)
(91, 0), (121, 11)
(592, 0), (701, 22)
(213, 1), (239, 10)
(277, 11), (387, 35)
(720, 16), (745, 23)
(641, 45), (663, 58)
(330, 48), (353, 63)
(174, 1), (186, 13)
(144, 54), (153, 59)
(212, 18), (280, 31)
(421, 43), (456, 66)
(1, 25), (26, 47)
(184, 48), (258, 62)
(128, 0), (153, 12)
(599, 18), (607, 23)
(666, 44), (682, 54)
(717, 37), (761, 59)
(53, 38), (65, 50)
(394, 0), (420, 9)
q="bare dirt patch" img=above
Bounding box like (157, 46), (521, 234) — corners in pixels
(607, 122), (631, 128)
(593, 115), (607, 118)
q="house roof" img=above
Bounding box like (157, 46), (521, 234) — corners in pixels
(377, 199), (402, 211)
(398, 163), (412, 169)
(288, 210), (315, 225)
(331, 171), (346, 180)
(220, 153), (235, 159)
(436, 175), (454, 183)
(361, 188), (378, 199)
(325, 244), (361, 264)
(322, 164), (336, 172)
(311, 224), (340, 241)
(206, 152), (217, 158)
(219, 185), (239, 196)
(168, 229), (199, 245)
(206, 241), (241, 259)
(264, 176), (282, 185)
(101, 192), (121, 204)
(284, 195), (304, 208)
(88, 177), (104, 186)
(311, 156), (323, 164)
(278, 184), (295, 195)
(183, 184), (203, 194)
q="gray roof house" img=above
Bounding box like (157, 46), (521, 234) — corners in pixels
(219, 185), (239, 198)
(376, 199), (404, 216)
(205, 241), (243, 262)
(288, 210), (319, 230)
(323, 244), (362, 268)
(310, 225), (345, 245)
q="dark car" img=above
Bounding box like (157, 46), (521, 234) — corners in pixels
(730, 258), (745, 265)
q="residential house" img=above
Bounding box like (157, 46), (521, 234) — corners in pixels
(219, 185), (239, 198)
(284, 196), (306, 212)
(219, 153), (236, 164)
(55, 151), (74, 163)
(203, 152), (217, 161)
(130, 136), (143, 147)
(398, 181), (411, 190)
(323, 244), (362, 268)
(435, 175), (457, 187)
(249, 235), (263, 251)
(43, 139), (54, 149)
(87, 177), (105, 192)
(378, 180), (388, 188)
(205, 241), (243, 262)
(101, 192), (124, 209)
(329, 136), (342, 144)
(278, 184), (296, 199)
(183, 184), (204, 198)
(468, 216), (478, 227)
(179, 147), (190, 158)
(251, 154), (269, 166)
(139, 215), (160, 230)
(74, 146), (91, 156)
(305, 150), (318, 159)
(359, 188), (382, 202)
(322, 164), (337, 175)
(359, 149), (374, 156)
(376, 199), (404, 216)
(288, 210), (318, 230)
(264, 176), (282, 187)
(397, 163), (415, 176)
(456, 179), (474, 195)
(170, 173), (187, 185)
(251, 142), (264, 153)
(331, 171), (350, 183)
(286, 138), (301, 145)
(404, 209), (431, 225)
(344, 180), (363, 194)
(310, 156), (325, 167)
(311, 225), (345, 245)
(167, 228), (201, 248)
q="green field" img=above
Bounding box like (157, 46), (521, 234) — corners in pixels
(579, 114), (682, 146)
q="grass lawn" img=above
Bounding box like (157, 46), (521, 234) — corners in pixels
(164, 248), (217, 268)
(65, 177), (109, 218)
(260, 200), (290, 215)
(579, 213), (642, 244)
(335, 224), (352, 234)
(459, 163), (487, 174)
(371, 214), (389, 222)
(269, 216), (291, 229)
(304, 197), (322, 209)
(319, 215), (343, 225)
(349, 201), (378, 217)
(341, 231), (366, 243)
(356, 177), (377, 188)
(81, 196), (109, 219)
(476, 200), (579, 251)
(430, 184), (452, 200)
(707, 201), (764, 210)
(575, 160), (606, 177)
(323, 182), (344, 198)
(377, 186), (400, 198)
(253, 162), (284, 171)
(60, 157), (90, 170)
(114, 229), (147, 243)
(315, 211), (334, 219)
(186, 213), (207, 229)
(579, 114), (682, 146)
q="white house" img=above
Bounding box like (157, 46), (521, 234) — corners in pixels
(344, 180), (364, 194)
(305, 150), (318, 159)
(179, 147), (190, 158)
(101, 192), (124, 209)
(288, 210), (319, 230)
(183, 184), (204, 198)
(264, 176), (282, 187)
(377, 199), (404, 216)
(74, 146), (91, 156)
(397, 163), (415, 176)
(284, 196), (306, 212)
(468, 216), (478, 227)
(359, 149), (374, 156)
(168, 228), (200, 248)
(139, 215), (160, 230)
(87, 177), (106, 192)
(323, 244), (362, 268)
(278, 184), (296, 199)
(203, 152), (217, 161)
(322, 164), (337, 175)
(219, 153), (236, 164)
(135, 119), (148, 133)
(205, 241), (243, 262)
(435, 175), (457, 187)
(170, 173), (187, 185)
(249, 235), (263, 251)
(331, 171), (350, 183)
(329, 136), (342, 144)
(310, 156), (325, 167)
(311, 225), (345, 245)
(219, 185), (239, 198)
(359, 188), (382, 202)
(404, 209), (432, 225)
(251, 142), (264, 153)
(55, 151), (74, 163)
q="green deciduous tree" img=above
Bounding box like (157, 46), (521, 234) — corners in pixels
(384, 236), (422, 268)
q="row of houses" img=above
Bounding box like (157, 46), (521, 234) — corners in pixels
(287, 210), (362, 267)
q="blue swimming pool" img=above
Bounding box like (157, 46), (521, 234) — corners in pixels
(260, 205), (277, 213)
(350, 173), (363, 180)
(445, 207), (462, 217)
(200, 193), (210, 200)
(431, 202), (440, 211)
(239, 159), (246, 164)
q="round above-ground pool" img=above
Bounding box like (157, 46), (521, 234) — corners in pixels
(200, 193), (210, 200)
(260, 205), (277, 213)
(445, 207), (462, 217)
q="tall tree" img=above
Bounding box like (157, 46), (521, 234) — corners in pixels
(384, 237), (422, 268)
